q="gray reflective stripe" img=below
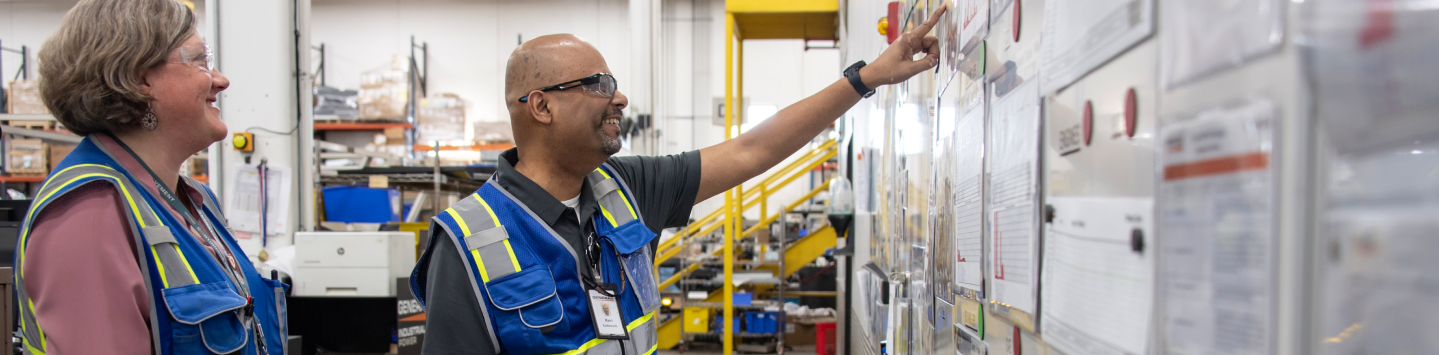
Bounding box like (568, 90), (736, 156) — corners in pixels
(591, 178), (620, 200)
(450, 196), (499, 232)
(599, 163), (647, 223)
(144, 225), (179, 245)
(474, 242), (519, 281)
(488, 183), (583, 276)
(14, 162), (168, 355)
(448, 195), (521, 283)
(183, 176), (228, 228)
(585, 340), (623, 355)
(464, 227), (509, 249)
(144, 226), (199, 288)
(276, 285), (288, 355)
(431, 212), (503, 351)
(586, 169), (637, 227)
(621, 314), (659, 355)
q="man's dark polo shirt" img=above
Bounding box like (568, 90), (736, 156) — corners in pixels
(422, 148), (702, 354)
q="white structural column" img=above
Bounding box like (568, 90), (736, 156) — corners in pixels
(207, 0), (316, 264)
(628, 0), (659, 155)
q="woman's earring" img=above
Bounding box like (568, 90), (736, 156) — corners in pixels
(142, 106), (158, 131)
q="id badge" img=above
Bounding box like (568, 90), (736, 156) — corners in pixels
(586, 283), (629, 340)
(618, 246), (663, 313)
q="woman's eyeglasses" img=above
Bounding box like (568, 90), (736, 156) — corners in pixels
(518, 73), (617, 103)
(170, 43), (213, 73)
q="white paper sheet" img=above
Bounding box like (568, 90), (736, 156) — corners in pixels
(951, 106), (986, 293)
(1157, 99), (1276, 355)
(1302, 0), (1439, 154)
(941, 0), (991, 95)
(1041, 197), (1154, 355)
(956, 319), (988, 355)
(985, 80), (1041, 315)
(1039, 0), (1155, 93)
(228, 163), (292, 235)
(1317, 139), (1439, 355)
(1161, 0), (1283, 89)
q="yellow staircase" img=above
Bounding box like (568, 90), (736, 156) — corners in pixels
(656, 225), (837, 349)
(651, 140), (840, 350)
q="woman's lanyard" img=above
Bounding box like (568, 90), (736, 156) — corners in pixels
(101, 132), (250, 296)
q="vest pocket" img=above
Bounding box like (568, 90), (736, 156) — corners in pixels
(162, 281), (250, 354)
(483, 267), (564, 329)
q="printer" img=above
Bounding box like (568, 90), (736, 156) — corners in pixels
(293, 232), (415, 297)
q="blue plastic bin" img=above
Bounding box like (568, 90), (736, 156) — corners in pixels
(744, 312), (783, 334)
(322, 186), (400, 223)
(733, 292), (753, 306)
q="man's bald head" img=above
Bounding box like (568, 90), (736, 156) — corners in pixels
(503, 33), (628, 169)
(504, 34), (607, 107)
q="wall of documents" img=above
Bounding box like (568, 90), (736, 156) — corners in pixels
(838, 0), (1439, 354)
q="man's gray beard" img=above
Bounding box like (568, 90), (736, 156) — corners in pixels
(601, 134), (623, 155)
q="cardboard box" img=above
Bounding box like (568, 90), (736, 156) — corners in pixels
(785, 322), (815, 346)
(357, 55), (410, 120)
(7, 80), (47, 114)
(472, 120), (514, 144)
(358, 84), (407, 120)
(313, 86), (359, 120)
(416, 94), (465, 142)
(7, 139), (48, 175)
(48, 143), (76, 173)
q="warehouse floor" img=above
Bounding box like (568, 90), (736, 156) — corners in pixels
(657, 344), (818, 355)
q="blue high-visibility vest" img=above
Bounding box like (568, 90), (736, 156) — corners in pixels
(14, 135), (289, 355)
(412, 164), (661, 355)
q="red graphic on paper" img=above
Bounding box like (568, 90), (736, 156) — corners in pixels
(994, 211), (1005, 280)
(1359, 0), (1395, 49)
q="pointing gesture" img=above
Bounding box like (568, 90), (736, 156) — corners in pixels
(860, 2), (948, 87)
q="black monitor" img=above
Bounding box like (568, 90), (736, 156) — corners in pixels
(0, 199), (32, 268)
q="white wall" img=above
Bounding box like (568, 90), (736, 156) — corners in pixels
(310, 0), (631, 137)
(665, 0), (843, 221)
(0, 0), (208, 89)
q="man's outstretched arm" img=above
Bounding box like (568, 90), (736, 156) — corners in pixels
(696, 4), (947, 203)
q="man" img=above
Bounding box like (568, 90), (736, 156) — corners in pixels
(412, 5), (946, 354)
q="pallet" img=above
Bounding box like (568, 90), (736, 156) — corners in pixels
(4, 120), (55, 130)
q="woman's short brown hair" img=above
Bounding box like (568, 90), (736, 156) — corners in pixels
(38, 0), (196, 135)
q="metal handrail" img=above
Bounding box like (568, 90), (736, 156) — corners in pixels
(657, 179), (831, 290)
(660, 139), (836, 251)
(656, 140), (836, 263)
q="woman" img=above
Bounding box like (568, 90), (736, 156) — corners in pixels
(15, 0), (287, 354)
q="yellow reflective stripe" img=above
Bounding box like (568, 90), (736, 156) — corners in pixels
(175, 249), (201, 284)
(151, 245), (171, 288)
(593, 168), (638, 222)
(628, 311), (656, 331)
(471, 248), (490, 282)
(473, 193), (501, 227)
(545, 312), (655, 355)
(30, 299), (45, 351)
(556, 337), (608, 355)
(503, 239), (522, 272)
(446, 207), (471, 236)
(19, 169), (161, 276)
(599, 206), (619, 228)
(151, 245), (202, 287)
(641, 343), (658, 355)
(26, 342), (44, 355)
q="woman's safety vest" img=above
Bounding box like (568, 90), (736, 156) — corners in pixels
(13, 135), (289, 355)
(411, 164), (662, 355)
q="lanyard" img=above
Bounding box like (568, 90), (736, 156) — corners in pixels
(101, 132), (251, 297)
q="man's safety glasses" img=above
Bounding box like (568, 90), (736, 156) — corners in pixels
(169, 43), (213, 73)
(517, 73), (617, 102)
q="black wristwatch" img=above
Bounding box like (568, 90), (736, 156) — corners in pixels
(845, 61), (875, 98)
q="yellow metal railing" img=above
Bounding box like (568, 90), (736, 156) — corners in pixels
(656, 179), (831, 290)
(655, 139), (836, 265)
